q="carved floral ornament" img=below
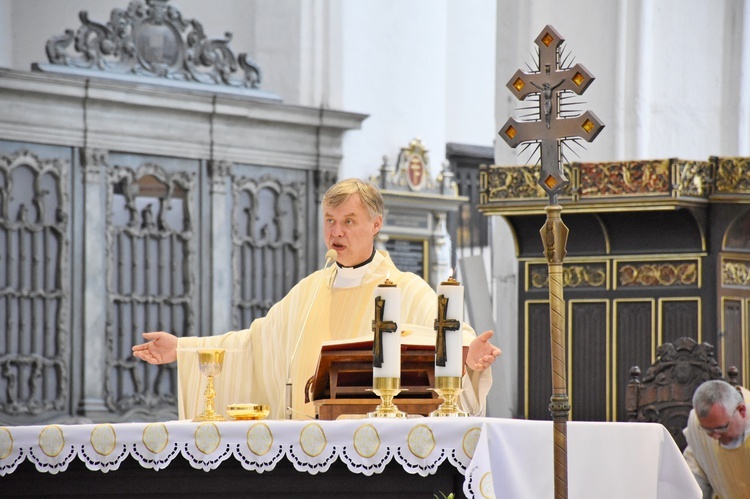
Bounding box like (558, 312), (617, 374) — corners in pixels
(43, 0), (262, 89)
(479, 157), (749, 203)
(722, 260), (750, 287)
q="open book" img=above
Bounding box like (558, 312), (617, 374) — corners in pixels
(320, 324), (474, 352)
(320, 324), (436, 352)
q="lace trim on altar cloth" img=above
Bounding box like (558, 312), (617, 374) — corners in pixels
(0, 419), (487, 496)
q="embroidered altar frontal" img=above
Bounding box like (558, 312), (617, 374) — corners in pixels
(1, 418), (699, 498)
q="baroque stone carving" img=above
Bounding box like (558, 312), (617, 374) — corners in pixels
(232, 176), (306, 327)
(0, 150), (70, 417)
(105, 161), (196, 413)
(45, 0), (262, 89)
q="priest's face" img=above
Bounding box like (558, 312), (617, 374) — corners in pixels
(323, 194), (382, 267)
(698, 402), (747, 445)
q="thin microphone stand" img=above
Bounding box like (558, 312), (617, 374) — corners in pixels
(285, 249), (338, 419)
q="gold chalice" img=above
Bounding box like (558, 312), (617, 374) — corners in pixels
(193, 348), (226, 422)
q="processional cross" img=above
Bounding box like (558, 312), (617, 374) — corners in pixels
(434, 295), (460, 367)
(372, 296), (397, 368)
(498, 25), (604, 499)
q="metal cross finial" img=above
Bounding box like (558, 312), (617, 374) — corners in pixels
(434, 295), (461, 367)
(372, 296), (398, 368)
(499, 25), (605, 198)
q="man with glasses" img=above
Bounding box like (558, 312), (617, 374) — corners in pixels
(683, 379), (750, 498)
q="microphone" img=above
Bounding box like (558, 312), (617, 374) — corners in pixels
(286, 249), (338, 419)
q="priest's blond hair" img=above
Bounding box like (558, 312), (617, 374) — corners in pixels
(322, 178), (384, 219)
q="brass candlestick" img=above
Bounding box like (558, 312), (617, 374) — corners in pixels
(367, 377), (407, 418)
(193, 348), (226, 422)
(430, 376), (467, 417)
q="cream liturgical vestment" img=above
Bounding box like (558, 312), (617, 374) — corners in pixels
(683, 387), (750, 499)
(176, 251), (492, 420)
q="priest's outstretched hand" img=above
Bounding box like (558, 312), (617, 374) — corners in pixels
(132, 331), (178, 365)
(466, 331), (501, 371)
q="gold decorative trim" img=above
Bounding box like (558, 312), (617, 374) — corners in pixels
(673, 160), (712, 198)
(479, 471), (495, 499)
(38, 425), (64, 458)
(247, 423), (273, 457)
(299, 423), (326, 458)
(714, 157), (750, 194)
(353, 424), (380, 459)
(406, 424), (436, 459)
(0, 427), (13, 459)
(142, 423), (169, 454)
(479, 156), (750, 213)
(616, 261), (699, 288)
(194, 423), (221, 455)
(90, 424), (117, 456)
(528, 262), (607, 290)
(722, 259), (750, 287)
(461, 427), (481, 460)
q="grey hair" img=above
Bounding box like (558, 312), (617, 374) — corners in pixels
(692, 380), (743, 418)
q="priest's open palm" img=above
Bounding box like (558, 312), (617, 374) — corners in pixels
(466, 330), (501, 371)
(132, 331), (178, 365)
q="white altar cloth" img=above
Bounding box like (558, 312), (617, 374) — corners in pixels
(0, 417), (700, 498)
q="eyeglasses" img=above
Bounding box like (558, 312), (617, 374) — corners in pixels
(700, 407), (739, 434)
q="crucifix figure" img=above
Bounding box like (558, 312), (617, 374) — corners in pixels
(372, 296), (397, 368)
(498, 25), (604, 499)
(531, 79), (565, 128)
(434, 295), (460, 367)
(499, 25), (604, 198)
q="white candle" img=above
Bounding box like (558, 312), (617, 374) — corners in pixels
(372, 280), (401, 379)
(435, 276), (464, 378)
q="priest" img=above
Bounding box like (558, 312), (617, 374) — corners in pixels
(683, 379), (750, 498)
(132, 178), (501, 419)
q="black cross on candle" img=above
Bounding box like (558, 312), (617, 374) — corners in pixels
(372, 296), (397, 368)
(434, 294), (460, 367)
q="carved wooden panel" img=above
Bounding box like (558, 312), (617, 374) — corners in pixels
(525, 301), (551, 420)
(569, 301), (608, 421)
(613, 300), (654, 421)
(0, 145), (70, 420)
(660, 298), (700, 344)
(721, 298), (743, 381)
(232, 173), (306, 327)
(106, 153), (199, 416)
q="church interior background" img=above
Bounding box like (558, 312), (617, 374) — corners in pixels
(0, 0), (749, 428)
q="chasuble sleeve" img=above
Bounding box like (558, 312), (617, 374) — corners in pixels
(175, 271), (325, 420)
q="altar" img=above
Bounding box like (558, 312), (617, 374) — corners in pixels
(0, 418), (700, 498)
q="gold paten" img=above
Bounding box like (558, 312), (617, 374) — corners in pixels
(367, 377), (407, 418)
(226, 403), (270, 420)
(193, 349), (226, 422)
(429, 376), (468, 417)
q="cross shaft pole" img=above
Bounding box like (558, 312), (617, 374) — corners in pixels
(498, 25), (604, 499)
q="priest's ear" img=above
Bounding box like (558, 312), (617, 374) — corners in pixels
(371, 214), (383, 237)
